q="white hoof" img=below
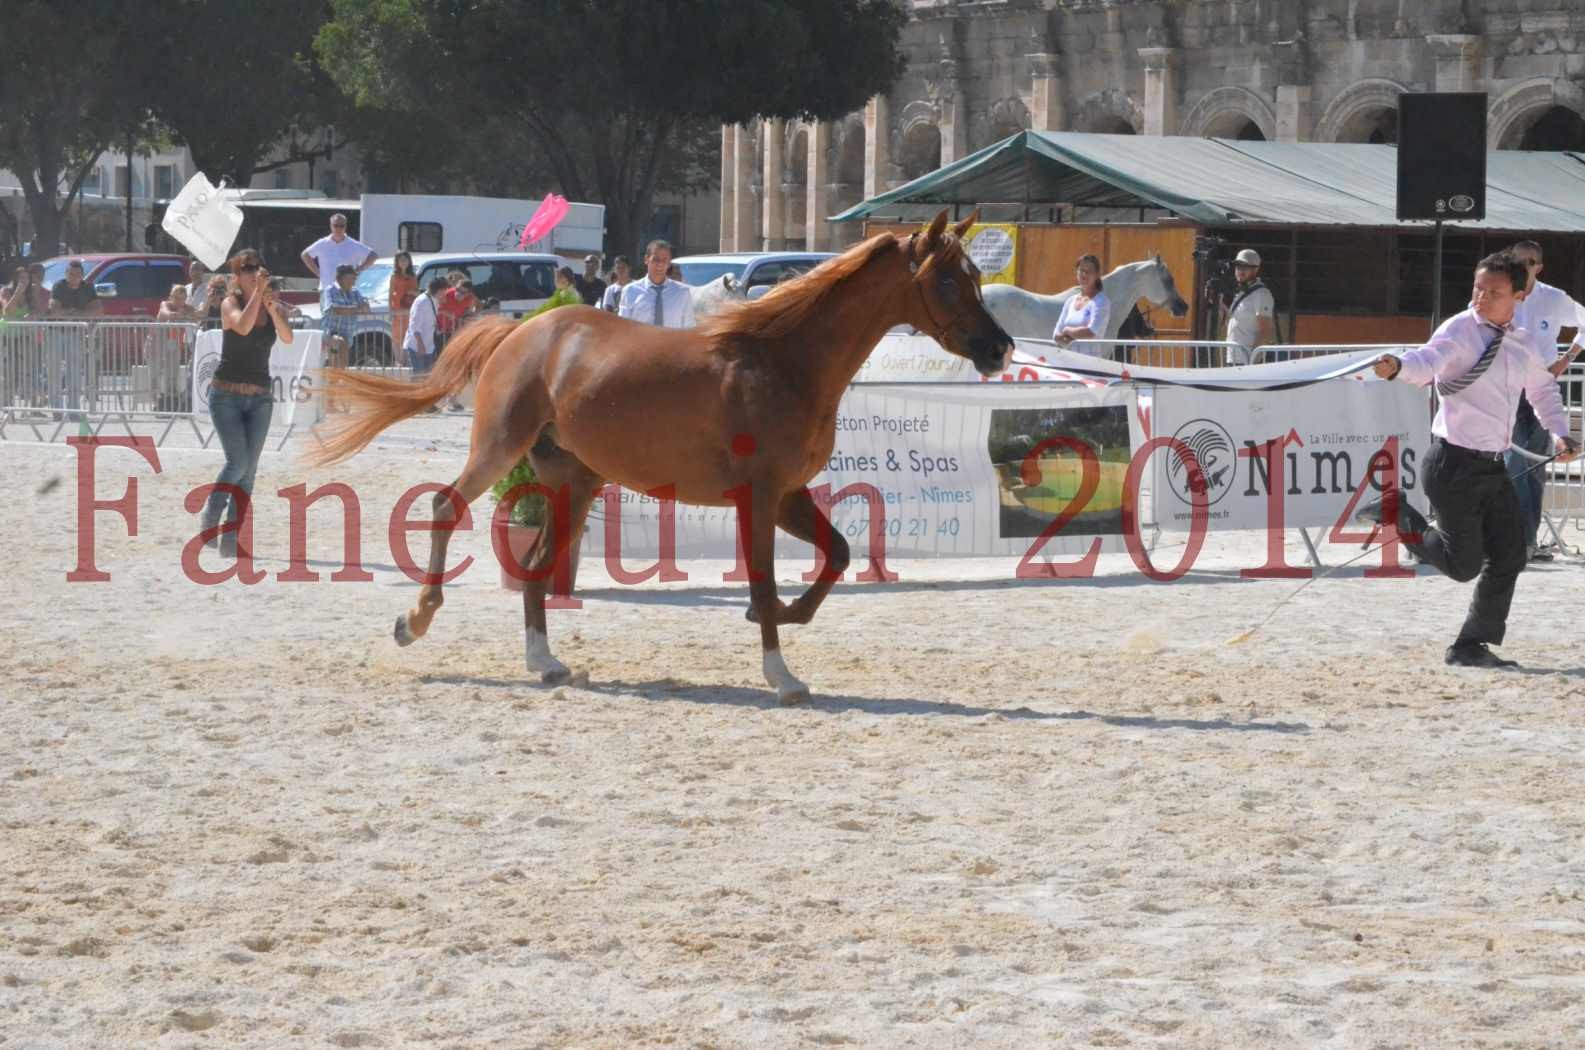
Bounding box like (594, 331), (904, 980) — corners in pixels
(763, 648), (809, 705)
(525, 629), (570, 684)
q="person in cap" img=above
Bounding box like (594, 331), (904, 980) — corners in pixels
(1223, 248), (1275, 365)
(574, 253), (607, 307)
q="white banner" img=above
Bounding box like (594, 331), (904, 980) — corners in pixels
(1146, 378), (1431, 533)
(160, 173), (243, 271)
(191, 330), (325, 426)
(581, 381), (1145, 563)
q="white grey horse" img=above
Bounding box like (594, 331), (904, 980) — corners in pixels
(981, 255), (1190, 340)
(689, 274), (745, 318)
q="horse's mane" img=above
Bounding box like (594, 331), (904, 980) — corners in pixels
(696, 233), (901, 345)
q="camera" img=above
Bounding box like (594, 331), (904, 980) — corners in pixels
(1194, 234), (1238, 302)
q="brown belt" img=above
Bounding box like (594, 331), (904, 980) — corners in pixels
(211, 379), (271, 397)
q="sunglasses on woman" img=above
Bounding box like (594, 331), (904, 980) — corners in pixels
(239, 263), (261, 273)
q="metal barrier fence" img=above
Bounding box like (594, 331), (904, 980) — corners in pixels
(1, 320), (201, 418)
(1545, 357), (1585, 541)
(1065, 338), (1245, 368)
(1251, 343), (1416, 364)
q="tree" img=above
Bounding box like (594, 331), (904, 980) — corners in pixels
(319, 0), (907, 257)
(0, 2), (146, 257)
(136, 0), (343, 187)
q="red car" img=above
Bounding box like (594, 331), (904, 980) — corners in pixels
(37, 253), (190, 318)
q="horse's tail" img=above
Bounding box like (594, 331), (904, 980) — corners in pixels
(305, 315), (521, 467)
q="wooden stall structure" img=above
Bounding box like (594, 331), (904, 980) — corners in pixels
(842, 132), (1585, 348)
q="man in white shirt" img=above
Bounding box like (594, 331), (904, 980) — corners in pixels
(1223, 249), (1276, 365)
(618, 240), (694, 329)
(404, 276), (447, 378)
(1505, 240), (1585, 560)
(300, 213), (377, 310)
(1362, 250), (1579, 668)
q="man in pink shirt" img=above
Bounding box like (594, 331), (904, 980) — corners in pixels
(1362, 250), (1579, 668)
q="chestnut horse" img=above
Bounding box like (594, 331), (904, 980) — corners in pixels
(309, 211), (1013, 703)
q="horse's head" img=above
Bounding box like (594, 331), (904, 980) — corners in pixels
(904, 210), (1015, 376)
(1146, 253), (1190, 317)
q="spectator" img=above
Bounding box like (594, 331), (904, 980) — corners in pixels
(600, 255), (632, 312)
(526, 266), (582, 321)
(404, 275), (447, 386)
(434, 273), (476, 411)
(1052, 254), (1111, 357)
(322, 263), (369, 385)
(574, 254), (606, 306)
(618, 239), (694, 329)
(201, 275), (229, 325)
(1, 264), (47, 318)
(154, 284), (198, 411)
(184, 258), (210, 306)
(388, 252), (419, 366)
(1505, 240), (1585, 561)
(1223, 248), (1276, 365)
(299, 213), (376, 311)
(49, 259), (101, 319)
(47, 259), (99, 417)
(26, 264), (50, 314)
(201, 248), (293, 558)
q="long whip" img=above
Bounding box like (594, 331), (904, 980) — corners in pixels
(1230, 447), (1567, 646)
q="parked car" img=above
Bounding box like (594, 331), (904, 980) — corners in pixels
(37, 253), (190, 319)
(293, 251), (562, 366)
(671, 252), (836, 294)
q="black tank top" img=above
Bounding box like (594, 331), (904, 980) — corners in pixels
(214, 295), (276, 388)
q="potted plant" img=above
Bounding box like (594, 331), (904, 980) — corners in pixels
(489, 457), (579, 593)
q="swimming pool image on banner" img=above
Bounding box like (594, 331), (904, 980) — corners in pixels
(987, 403), (1132, 538)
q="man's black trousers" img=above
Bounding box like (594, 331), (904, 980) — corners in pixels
(1398, 438), (1527, 646)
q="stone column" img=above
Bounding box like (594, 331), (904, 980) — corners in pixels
(1426, 35), (1483, 93)
(1027, 53), (1064, 132)
(939, 89), (968, 164)
(806, 121), (830, 251)
(782, 185), (806, 250)
(719, 125), (735, 251)
(864, 94), (891, 199)
(1137, 47), (1181, 137)
(1275, 85), (1313, 142)
(761, 117), (786, 251)
(731, 123), (756, 251)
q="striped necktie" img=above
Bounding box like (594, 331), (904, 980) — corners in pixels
(1436, 322), (1506, 397)
(651, 282), (665, 326)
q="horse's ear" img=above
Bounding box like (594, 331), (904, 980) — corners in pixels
(922, 210), (949, 251)
(951, 210), (979, 239)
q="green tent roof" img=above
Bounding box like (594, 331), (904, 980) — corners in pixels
(830, 131), (1585, 233)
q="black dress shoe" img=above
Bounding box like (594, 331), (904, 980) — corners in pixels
(1444, 642), (1517, 669)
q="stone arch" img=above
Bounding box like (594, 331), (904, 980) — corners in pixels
(988, 97), (1030, 141)
(1314, 78), (1408, 143)
(897, 101), (943, 181)
(1489, 77), (1585, 149)
(835, 115), (867, 186)
(784, 121), (812, 186)
(1073, 89), (1143, 134)
(1181, 86), (1277, 140)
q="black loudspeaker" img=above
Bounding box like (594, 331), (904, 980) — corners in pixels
(1396, 92), (1487, 221)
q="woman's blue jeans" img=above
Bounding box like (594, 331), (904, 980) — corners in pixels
(206, 390), (274, 523)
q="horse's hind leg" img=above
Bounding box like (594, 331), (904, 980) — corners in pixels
(395, 432), (533, 648)
(518, 441), (601, 684)
(746, 487), (850, 626)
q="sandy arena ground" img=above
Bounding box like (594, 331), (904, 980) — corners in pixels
(3, 420), (1585, 1049)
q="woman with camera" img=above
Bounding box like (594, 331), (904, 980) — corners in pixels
(200, 248), (293, 556)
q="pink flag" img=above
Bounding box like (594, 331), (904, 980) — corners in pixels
(518, 193), (570, 249)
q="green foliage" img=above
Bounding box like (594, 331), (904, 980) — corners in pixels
(318, 0), (907, 256)
(490, 457), (546, 527)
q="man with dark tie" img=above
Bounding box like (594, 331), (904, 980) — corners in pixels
(1360, 250), (1580, 669)
(617, 239), (694, 329)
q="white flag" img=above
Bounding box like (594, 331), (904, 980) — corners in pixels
(161, 172), (243, 270)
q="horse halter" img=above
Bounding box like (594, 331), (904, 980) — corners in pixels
(906, 231), (972, 342)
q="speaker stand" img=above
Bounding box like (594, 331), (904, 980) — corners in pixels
(1430, 219), (1445, 328)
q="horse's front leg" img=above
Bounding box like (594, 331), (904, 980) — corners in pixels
(740, 485), (809, 705)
